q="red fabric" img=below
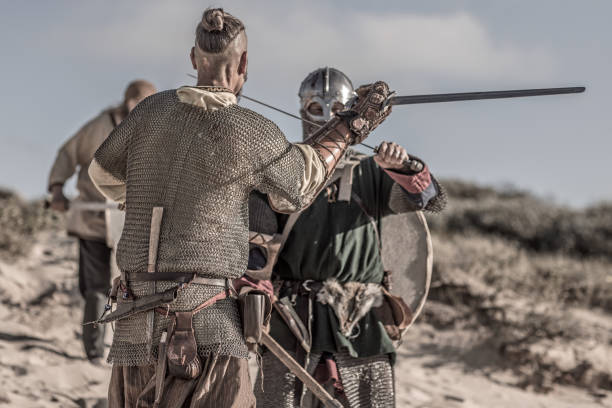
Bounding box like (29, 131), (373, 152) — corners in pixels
(154, 288), (229, 315)
(383, 165), (432, 194)
(232, 275), (274, 298)
(313, 354), (344, 394)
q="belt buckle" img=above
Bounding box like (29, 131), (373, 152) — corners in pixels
(302, 279), (314, 292)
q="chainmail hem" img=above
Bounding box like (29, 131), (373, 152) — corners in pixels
(255, 350), (395, 408)
(108, 281), (249, 366)
(425, 176), (447, 213)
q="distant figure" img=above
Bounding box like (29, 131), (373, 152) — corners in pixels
(47, 80), (157, 363)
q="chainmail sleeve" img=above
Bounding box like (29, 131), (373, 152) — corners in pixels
(388, 174), (447, 213)
(93, 98), (146, 182)
(243, 108), (310, 212)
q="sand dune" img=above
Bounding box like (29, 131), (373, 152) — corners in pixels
(0, 230), (609, 407)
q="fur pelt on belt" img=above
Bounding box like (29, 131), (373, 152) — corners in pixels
(316, 279), (384, 339)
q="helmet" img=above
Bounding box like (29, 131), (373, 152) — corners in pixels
(298, 67), (356, 139)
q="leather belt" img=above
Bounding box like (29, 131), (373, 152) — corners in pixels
(125, 271), (227, 287)
(279, 279), (324, 296)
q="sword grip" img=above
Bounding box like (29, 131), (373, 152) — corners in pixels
(372, 144), (422, 171)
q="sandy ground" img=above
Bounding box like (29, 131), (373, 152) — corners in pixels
(0, 231), (609, 407)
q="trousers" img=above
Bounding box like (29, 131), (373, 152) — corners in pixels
(108, 355), (255, 407)
(78, 238), (112, 360)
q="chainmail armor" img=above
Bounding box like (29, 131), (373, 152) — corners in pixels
(255, 350), (395, 408)
(389, 174), (447, 214)
(95, 90), (307, 279)
(334, 351), (395, 408)
(96, 90), (309, 365)
(255, 351), (322, 408)
(427, 176), (447, 212)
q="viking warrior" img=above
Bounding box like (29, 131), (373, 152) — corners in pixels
(47, 79), (156, 363)
(88, 8), (392, 407)
(249, 67), (446, 407)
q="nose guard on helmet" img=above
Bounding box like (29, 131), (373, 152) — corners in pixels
(299, 67), (357, 139)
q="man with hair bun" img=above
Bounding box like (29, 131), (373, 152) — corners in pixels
(48, 79), (156, 364)
(89, 7), (393, 408)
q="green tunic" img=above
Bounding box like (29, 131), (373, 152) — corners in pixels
(271, 156), (397, 358)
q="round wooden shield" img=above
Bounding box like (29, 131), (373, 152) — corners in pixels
(380, 210), (432, 329)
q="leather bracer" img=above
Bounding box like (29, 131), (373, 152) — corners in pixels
(302, 116), (352, 178)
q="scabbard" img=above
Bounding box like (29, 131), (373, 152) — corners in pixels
(93, 287), (178, 325)
(261, 332), (342, 408)
(274, 297), (311, 352)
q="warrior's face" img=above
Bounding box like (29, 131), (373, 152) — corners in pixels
(298, 67), (356, 140)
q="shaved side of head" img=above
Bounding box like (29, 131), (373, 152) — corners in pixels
(189, 8), (248, 94)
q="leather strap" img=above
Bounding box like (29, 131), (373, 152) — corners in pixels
(153, 330), (169, 408)
(273, 297), (311, 353)
(191, 276), (228, 287)
(280, 212), (301, 251)
(154, 287), (232, 316)
(125, 272), (226, 287)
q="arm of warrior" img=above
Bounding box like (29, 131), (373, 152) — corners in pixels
(88, 159), (126, 204)
(266, 144), (327, 213)
(48, 119), (95, 191)
(261, 82), (393, 213)
(383, 159), (445, 213)
(88, 107), (140, 204)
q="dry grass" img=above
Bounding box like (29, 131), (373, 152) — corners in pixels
(0, 189), (62, 260)
(431, 233), (612, 312)
(428, 178), (612, 260)
(422, 179), (612, 392)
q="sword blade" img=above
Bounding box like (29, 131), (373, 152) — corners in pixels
(388, 86), (585, 106)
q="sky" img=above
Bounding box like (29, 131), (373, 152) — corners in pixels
(0, 0), (610, 207)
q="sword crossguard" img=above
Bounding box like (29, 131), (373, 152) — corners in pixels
(382, 91), (397, 108)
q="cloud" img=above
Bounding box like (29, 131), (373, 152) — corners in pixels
(42, 1), (556, 89)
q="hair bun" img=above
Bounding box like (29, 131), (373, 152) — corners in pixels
(201, 9), (225, 32)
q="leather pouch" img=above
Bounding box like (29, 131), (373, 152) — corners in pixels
(167, 312), (202, 379)
(374, 288), (413, 341)
(109, 276), (121, 302)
